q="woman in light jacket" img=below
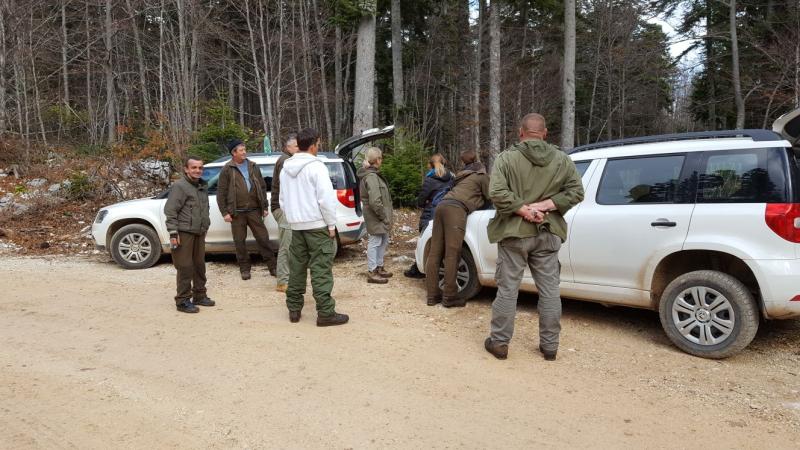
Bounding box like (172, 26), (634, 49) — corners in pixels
(358, 147), (394, 284)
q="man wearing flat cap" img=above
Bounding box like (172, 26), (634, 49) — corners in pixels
(217, 139), (277, 280)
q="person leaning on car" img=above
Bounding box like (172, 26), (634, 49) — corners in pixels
(270, 133), (299, 292)
(358, 147), (394, 284)
(483, 113), (584, 362)
(217, 139), (277, 280)
(164, 155), (214, 314)
(424, 149), (490, 308)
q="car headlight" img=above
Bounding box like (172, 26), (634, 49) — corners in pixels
(95, 210), (109, 224)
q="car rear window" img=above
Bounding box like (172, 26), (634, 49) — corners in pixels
(695, 148), (790, 203)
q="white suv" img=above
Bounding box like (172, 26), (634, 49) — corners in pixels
(92, 126), (394, 270)
(416, 112), (800, 358)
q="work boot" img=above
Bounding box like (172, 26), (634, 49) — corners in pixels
(317, 312), (349, 327)
(376, 266), (393, 278)
(367, 270), (388, 284)
(241, 271), (251, 280)
(176, 300), (199, 314)
(276, 283), (287, 293)
(193, 297), (215, 307)
(289, 310), (301, 323)
(403, 263), (425, 279)
(267, 266), (277, 277)
(442, 298), (466, 308)
(484, 337), (508, 360)
(539, 345), (557, 361)
(426, 296), (441, 306)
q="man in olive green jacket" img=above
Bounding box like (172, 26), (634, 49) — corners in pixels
(164, 156), (214, 313)
(217, 139), (276, 280)
(484, 113), (584, 362)
(270, 134), (299, 292)
(424, 149), (490, 307)
(358, 147), (394, 284)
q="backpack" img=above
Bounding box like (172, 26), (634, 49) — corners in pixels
(430, 179), (454, 208)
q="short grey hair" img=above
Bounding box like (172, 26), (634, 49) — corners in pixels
(285, 133), (297, 147)
(365, 147), (383, 165)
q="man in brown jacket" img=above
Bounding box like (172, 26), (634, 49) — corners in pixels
(164, 156), (213, 313)
(217, 139), (277, 280)
(424, 149), (490, 307)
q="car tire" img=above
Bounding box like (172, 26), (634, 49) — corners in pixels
(658, 270), (759, 359)
(437, 247), (481, 302)
(110, 224), (163, 270)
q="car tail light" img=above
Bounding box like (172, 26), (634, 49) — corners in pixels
(337, 189), (356, 208)
(765, 203), (800, 243)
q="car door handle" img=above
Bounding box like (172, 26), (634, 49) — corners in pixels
(651, 219), (677, 227)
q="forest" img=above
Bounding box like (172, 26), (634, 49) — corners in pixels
(0, 0), (798, 174)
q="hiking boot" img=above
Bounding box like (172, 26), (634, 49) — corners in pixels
(176, 301), (199, 314)
(276, 283), (287, 293)
(289, 310), (301, 323)
(539, 345), (557, 361)
(316, 312), (349, 327)
(403, 263), (425, 279)
(367, 270), (388, 284)
(241, 271), (251, 280)
(427, 296), (442, 306)
(267, 266), (277, 277)
(442, 298), (466, 308)
(193, 297), (215, 307)
(484, 337), (508, 360)
(376, 266), (393, 278)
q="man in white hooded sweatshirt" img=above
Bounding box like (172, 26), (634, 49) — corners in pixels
(279, 128), (349, 326)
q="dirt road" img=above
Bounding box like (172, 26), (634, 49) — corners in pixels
(2, 251), (800, 449)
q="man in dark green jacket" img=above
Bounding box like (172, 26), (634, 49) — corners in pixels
(424, 149), (490, 307)
(217, 139), (277, 280)
(484, 113), (584, 361)
(164, 156), (214, 313)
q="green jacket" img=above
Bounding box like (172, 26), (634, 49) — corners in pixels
(358, 165), (394, 235)
(216, 158), (269, 216)
(487, 139), (584, 243)
(442, 162), (491, 213)
(164, 174), (210, 236)
(270, 151), (292, 213)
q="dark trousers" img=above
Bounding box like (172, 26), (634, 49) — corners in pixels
(172, 231), (207, 305)
(424, 204), (467, 302)
(231, 209), (276, 272)
(286, 227), (336, 317)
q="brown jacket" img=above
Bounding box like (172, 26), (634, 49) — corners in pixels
(441, 162), (491, 213)
(270, 151), (292, 213)
(216, 158), (268, 216)
(164, 174), (210, 235)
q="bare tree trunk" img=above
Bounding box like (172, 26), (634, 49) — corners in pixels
(104, 0), (116, 144)
(487, 0), (501, 170)
(561, 0), (576, 150)
(311, 0), (333, 142)
(85, 1), (96, 144)
(257, 0), (276, 139)
(0, 1), (7, 134)
(729, 0), (744, 129)
(390, 0), (403, 113)
(706, 0), (716, 128)
(244, 0), (267, 134)
(158, 0), (164, 130)
(472, 0), (484, 154)
(31, 55), (47, 144)
(61, 0), (69, 108)
(353, 1), (376, 134)
(125, 0), (151, 127)
(227, 43), (235, 109)
(334, 24), (343, 138)
(238, 72), (244, 126)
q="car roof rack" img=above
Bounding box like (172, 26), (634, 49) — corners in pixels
(567, 129), (783, 155)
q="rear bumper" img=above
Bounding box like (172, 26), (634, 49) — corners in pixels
(338, 221), (366, 245)
(749, 259), (800, 319)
